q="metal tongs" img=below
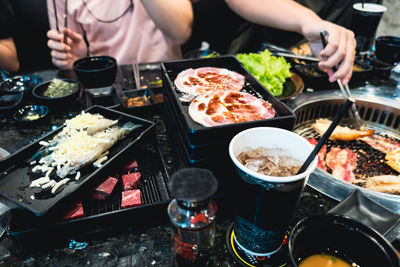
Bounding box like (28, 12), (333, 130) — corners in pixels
(320, 31), (363, 130)
(52, 0), (68, 44)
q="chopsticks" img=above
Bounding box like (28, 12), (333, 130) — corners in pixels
(320, 31), (363, 130)
(63, 0), (68, 44)
(133, 63), (141, 89)
(52, 0), (68, 44)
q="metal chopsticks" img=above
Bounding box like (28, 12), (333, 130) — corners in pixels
(63, 0), (68, 44)
(320, 31), (363, 130)
(133, 63), (141, 89)
(52, 0), (60, 32)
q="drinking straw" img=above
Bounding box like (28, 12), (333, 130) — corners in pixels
(296, 99), (354, 174)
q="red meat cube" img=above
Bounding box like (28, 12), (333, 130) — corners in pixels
(123, 160), (139, 173)
(92, 176), (118, 199)
(63, 201), (84, 220)
(121, 189), (142, 209)
(122, 172), (141, 190)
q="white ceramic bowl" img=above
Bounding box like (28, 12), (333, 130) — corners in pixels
(229, 127), (317, 184)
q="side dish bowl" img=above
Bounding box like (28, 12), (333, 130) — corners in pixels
(73, 56), (117, 88)
(32, 78), (80, 106)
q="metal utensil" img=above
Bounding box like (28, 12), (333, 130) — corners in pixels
(63, 0), (68, 44)
(133, 63), (141, 89)
(52, 0), (60, 32)
(271, 52), (320, 62)
(320, 31), (363, 130)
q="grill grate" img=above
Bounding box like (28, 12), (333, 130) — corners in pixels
(294, 98), (400, 190)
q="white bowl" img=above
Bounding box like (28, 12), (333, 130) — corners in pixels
(229, 127), (317, 184)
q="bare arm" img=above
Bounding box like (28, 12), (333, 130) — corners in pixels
(140, 0), (193, 45)
(0, 37), (19, 73)
(225, 0), (356, 85)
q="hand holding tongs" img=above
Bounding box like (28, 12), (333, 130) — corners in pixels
(320, 31), (363, 130)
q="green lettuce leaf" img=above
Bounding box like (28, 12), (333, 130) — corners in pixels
(237, 49), (292, 97)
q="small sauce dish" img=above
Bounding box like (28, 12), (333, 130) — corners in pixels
(13, 105), (49, 126)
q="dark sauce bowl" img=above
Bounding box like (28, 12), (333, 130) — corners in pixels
(32, 78), (80, 107)
(375, 36), (400, 65)
(13, 105), (49, 127)
(288, 213), (400, 267)
(73, 56), (117, 89)
(0, 92), (24, 114)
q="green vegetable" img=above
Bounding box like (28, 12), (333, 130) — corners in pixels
(44, 78), (79, 98)
(237, 49), (292, 97)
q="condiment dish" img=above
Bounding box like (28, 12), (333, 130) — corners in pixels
(13, 105), (49, 127)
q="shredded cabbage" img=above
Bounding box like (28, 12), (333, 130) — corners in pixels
(237, 49), (292, 97)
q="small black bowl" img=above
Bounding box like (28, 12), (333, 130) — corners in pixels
(32, 78), (80, 107)
(13, 105), (49, 126)
(0, 75), (42, 95)
(289, 213), (400, 267)
(0, 92), (24, 114)
(73, 56), (117, 89)
(375, 36), (400, 65)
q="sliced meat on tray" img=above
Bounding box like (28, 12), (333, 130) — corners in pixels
(174, 67), (245, 95)
(189, 90), (275, 127)
(326, 147), (358, 183)
(92, 176), (118, 200)
(359, 135), (400, 154)
(122, 172), (141, 190)
(121, 189), (142, 209)
(365, 175), (400, 194)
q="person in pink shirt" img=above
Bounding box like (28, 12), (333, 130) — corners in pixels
(46, 0), (193, 69)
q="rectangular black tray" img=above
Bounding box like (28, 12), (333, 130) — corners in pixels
(161, 56), (295, 145)
(8, 142), (170, 249)
(0, 105), (155, 216)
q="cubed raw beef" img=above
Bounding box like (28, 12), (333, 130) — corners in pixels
(122, 172), (141, 190)
(121, 189), (142, 209)
(123, 160), (139, 173)
(63, 201), (84, 220)
(92, 176), (118, 199)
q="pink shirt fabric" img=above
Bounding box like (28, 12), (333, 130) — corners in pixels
(47, 0), (182, 65)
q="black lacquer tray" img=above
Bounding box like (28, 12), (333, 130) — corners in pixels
(0, 105), (155, 216)
(161, 56), (296, 145)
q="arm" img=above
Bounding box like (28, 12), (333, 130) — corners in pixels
(0, 37), (19, 73)
(140, 0), (193, 45)
(225, 0), (356, 85)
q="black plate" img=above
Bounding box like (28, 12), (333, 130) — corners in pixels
(161, 56), (295, 145)
(329, 189), (400, 235)
(0, 92), (23, 114)
(0, 105), (155, 216)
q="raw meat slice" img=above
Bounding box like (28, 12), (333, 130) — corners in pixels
(325, 147), (358, 183)
(122, 172), (141, 190)
(307, 137), (327, 171)
(174, 67), (245, 95)
(92, 176), (118, 199)
(312, 118), (374, 141)
(63, 201), (84, 220)
(385, 148), (400, 173)
(359, 135), (400, 154)
(189, 90), (275, 127)
(121, 189), (142, 209)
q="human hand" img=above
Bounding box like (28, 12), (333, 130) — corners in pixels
(302, 20), (356, 85)
(47, 28), (88, 70)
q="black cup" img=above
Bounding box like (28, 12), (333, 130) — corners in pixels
(375, 36), (400, 64)
(73, 56), (117, 89)
(350, 3), (386, 53)
(229, 127), (317, 256)
(289, 214), (400, 267)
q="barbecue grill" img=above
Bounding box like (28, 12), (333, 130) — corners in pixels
(291, 91), (400, 214)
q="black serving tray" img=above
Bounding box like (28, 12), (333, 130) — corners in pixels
(0, 105), (155, 216)
(7, 142), (170, 249)
(161, 56), (295, 145)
